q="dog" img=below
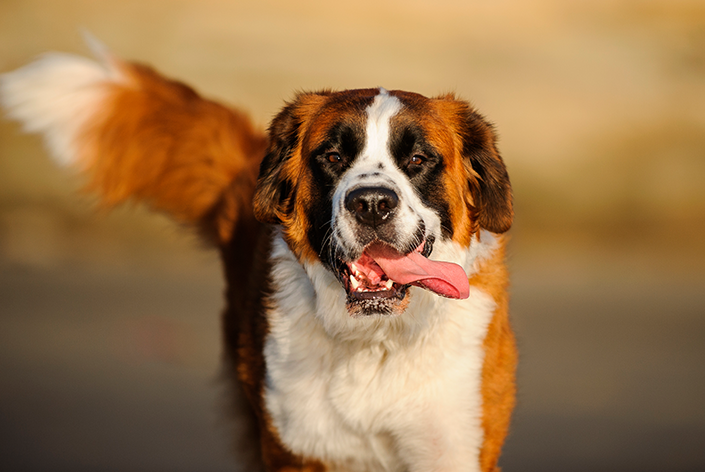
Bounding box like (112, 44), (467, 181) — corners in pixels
(0, 39), (516, 472)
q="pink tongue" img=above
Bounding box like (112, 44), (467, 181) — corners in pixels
(363, 243), (470, 299)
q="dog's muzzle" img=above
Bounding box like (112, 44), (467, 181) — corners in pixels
(330, 184), (469, 315)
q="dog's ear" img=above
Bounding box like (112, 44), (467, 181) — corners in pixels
(253, 92), (330, 224)
(460, 104), (513, 234)
(253, 102), (300, 224)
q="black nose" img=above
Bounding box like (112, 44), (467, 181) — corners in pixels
(345, 186), (399, 227)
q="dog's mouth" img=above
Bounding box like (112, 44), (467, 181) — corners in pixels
(334, 238), (469, 314)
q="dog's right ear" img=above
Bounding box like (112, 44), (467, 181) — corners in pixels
(253, 101), (300, 224)
(253, 92), (329, 224)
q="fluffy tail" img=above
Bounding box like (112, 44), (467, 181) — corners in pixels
(0, 37), (267, 244)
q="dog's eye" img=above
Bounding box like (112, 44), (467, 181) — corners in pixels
(409, 154), (425, 166)
(326, 152), (342, 164)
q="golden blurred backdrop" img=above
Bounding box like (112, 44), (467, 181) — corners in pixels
(0, 1), (703, 471)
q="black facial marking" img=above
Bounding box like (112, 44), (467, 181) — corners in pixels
(388, 120), (454, 239)
(311, 123), (364, 183)
(305, 119), (367, 270)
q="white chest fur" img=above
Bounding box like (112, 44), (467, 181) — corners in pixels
(263, 233), (497, 472)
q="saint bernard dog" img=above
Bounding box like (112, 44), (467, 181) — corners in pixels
(1, 39), (517, 472)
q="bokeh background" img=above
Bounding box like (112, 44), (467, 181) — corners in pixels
(1, 0), (704, 471)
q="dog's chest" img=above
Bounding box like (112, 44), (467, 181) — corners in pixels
(262, 262), (496, 471)
(263, 313), (411, 470)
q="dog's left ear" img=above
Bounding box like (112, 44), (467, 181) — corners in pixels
(460, 105), (514, 234)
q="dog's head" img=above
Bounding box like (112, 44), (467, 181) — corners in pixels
(254, 88), (512, 317)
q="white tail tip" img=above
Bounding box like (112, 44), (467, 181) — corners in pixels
(0, 36), (123, 168)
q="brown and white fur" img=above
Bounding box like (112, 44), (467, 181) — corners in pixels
(0, 40), (516, 472)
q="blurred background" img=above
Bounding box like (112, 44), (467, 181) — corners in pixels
(1, 0), (704, 471)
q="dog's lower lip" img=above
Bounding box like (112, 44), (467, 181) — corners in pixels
(349, 288), (397, 300)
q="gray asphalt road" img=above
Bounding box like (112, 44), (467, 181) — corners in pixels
(1, 262), (703, 472)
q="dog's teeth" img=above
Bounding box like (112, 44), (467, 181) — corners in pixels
(350, 274), (361, 290)
(384, 279), (394, 289)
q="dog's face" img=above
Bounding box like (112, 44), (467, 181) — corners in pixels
(254, 88), (512, 317)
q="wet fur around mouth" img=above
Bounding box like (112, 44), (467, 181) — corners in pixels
(330, 235), (435, 316)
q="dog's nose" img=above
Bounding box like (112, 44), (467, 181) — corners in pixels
(345, 186), (399, 227)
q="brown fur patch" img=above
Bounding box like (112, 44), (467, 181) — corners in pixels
(81, 60), (267, 244)
(430, 95), (512, 236)
(468, 236), (517, 472)
(429, 96), (478, 246)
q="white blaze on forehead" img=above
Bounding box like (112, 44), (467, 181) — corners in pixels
(361, 88), (402, 163)
(333, 87), (403, 197)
